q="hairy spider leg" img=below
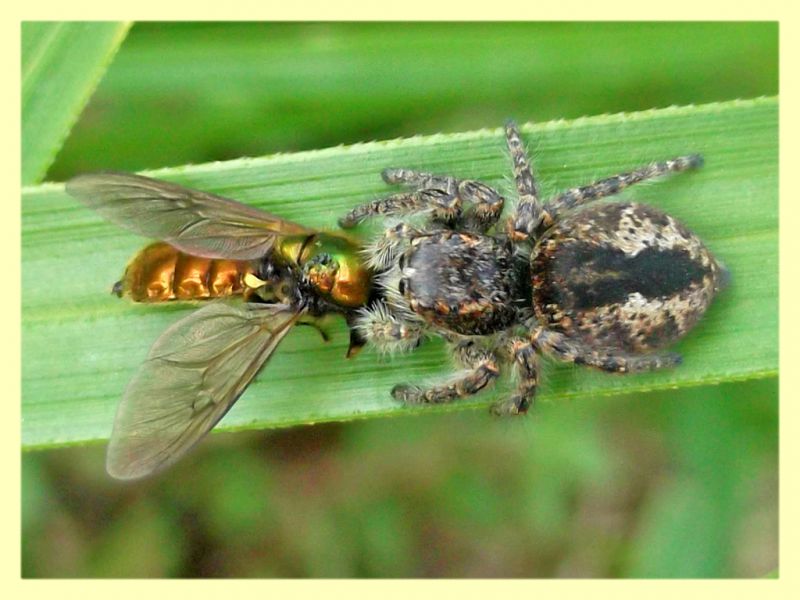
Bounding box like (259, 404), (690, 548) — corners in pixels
(533, 328), (682, 373)
(340, 183), (461, 228)
(505, 121), (544, 241)
(355, 300), (423, 354)
(544, 155), (704, 221)
(391, 339), (500, 405)
(381, 168), (505, 231)
(362, 222), (430, 270)
(490, 337), (540, 416)
(341, 169), (504, 231)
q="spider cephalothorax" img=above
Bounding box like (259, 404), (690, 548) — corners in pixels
(340, 122), (728, 415)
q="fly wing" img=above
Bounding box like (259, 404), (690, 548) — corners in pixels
(106, 302), (303, 480)
(66, 172), (314, 260)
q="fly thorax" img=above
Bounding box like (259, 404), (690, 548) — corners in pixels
(299, 234), (372, 308)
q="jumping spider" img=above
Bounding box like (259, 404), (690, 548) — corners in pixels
(340, 122), (728, 415)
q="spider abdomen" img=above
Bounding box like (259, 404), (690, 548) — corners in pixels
(532, 202), (728, 352)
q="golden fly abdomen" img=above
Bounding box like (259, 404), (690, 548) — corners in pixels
(114, 242), (256, 302)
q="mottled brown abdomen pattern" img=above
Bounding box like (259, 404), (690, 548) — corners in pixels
(531, 202), (727, 352)
(115, 242), (255, 302)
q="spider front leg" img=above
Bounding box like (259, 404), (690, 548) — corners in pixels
(340, 168), (504, 232)
(382, 168), (505, 231)
(490, 337), (540, 416)
(533, 328), (682, 373)
(339, 184), (461, 228)
(544, 154), (704, 221)
(392, 339), (500, 405)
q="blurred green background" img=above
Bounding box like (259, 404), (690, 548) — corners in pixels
(23, 22), (777, 577)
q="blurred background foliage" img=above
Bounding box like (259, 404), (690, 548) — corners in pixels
(23, 22), (777, 577)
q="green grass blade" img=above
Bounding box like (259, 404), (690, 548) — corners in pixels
(22, 98), (777, 448)
(21, 21), (131, 185)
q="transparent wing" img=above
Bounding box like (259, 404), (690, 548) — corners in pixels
(66, 172), (314, 260)
(106, 302), (303, 480)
